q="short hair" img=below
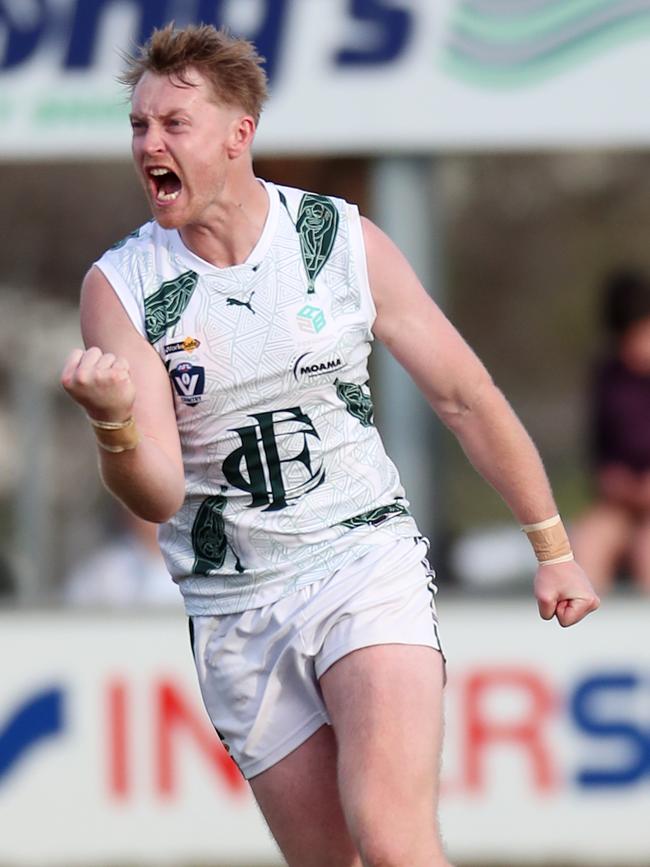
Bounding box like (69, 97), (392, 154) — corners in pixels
(601, 268), (650, 336)
(119, 23), (269, 124)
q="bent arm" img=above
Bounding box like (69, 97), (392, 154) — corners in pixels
(61, 266), (185, 522)
(363, 217), (599, 625)
(364, 217), (555, 524)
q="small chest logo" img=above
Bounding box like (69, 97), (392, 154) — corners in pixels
(226, 291), (256, 314)
(297, 304), (326, 334)
(171, 362), (205, 406)
(164, 336), (201, 356)
(293, 351), (345, 381)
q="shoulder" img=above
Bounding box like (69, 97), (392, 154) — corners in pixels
(101, 220), (159, 255)
(273, 181), (352, 217)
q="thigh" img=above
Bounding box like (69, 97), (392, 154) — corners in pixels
(628, 515), (650, 591)
(320, 644), (449, 867)
(571, 502), (633, 593)
(249, 724), (361, 867)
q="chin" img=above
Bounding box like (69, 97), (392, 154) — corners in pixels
(152, 208), (184, 230)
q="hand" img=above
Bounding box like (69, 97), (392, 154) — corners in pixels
(61, 346), (136, 421)
(534, 559), (600, 627)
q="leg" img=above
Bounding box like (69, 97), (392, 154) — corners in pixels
(249, 724), (362, 867)
(570, 501), (633, 594)
(627, 515), (650, 592)
(320, 644), (451, 867)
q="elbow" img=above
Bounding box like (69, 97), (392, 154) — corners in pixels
(135, 499), (184, 524)
(104, 479), (185, 525)
(435, 373), (499, 433)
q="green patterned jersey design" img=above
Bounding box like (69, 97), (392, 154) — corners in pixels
(339, 501), (411, 530)
(191, 494), (244, 575)
(335, 379), (374, 427)
(110, 226), (142, 250)
(295, 194), (339, 294)
(144, 270), (199, 344)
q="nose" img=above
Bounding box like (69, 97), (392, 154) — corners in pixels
(141, 124), (165, 155)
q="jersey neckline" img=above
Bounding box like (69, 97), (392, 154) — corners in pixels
(167, 179), (280, 274)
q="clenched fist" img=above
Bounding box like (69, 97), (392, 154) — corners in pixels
(61, 346), (136, 421)
(534, 559), (600, 628)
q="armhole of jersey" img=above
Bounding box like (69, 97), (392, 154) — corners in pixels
(347, 203), (377, 329)
(94, 256), (147, 339)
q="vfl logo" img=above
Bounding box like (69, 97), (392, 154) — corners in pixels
(297, 305), (326, 334)
(293, 352), (345, 381)
(223, 407), (325, 511)
(0, 687), (64, 784)
(171, 362), (205, 406)
(226, 291), (256, 314)
(164, 336), (201, 356)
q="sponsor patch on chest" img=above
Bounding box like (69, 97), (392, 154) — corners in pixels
(292, 350), (346, 382)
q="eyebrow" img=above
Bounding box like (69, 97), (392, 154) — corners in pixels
(129, 109), (191, 121)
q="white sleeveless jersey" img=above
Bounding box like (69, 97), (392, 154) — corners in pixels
(95, 181), (420, 614)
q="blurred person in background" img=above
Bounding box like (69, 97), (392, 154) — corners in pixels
(0, 553), (15, 600)
(60, 23), (598, 867)
(572, 268), (650, 595)
(63, 506), (181, 607)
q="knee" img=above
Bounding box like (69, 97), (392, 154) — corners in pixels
(354, 825), (447, 867)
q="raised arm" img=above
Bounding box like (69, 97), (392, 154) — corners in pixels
(363, 217), (599, 626)
(61, 266), (185, 522)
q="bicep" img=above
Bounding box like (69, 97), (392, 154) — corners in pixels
(362, 217), (493, 412)
(80, 266), (182, 464)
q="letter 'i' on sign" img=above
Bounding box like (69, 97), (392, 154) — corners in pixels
(462, 668), (557, 791)
(106, 679), (245, 797)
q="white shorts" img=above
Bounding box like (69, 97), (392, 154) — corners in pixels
(189, 536), (443, 779)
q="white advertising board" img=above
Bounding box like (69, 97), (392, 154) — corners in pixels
(2, 0), (650, 158)
(0, 598), (648, 865)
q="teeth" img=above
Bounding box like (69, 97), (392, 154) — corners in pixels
(150, 167), (171, 176)
(157, 189), (181, 202)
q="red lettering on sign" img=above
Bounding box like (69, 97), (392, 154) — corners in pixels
(155, 679), (244, 796)
(463, 668), (557, 792)
(107, 679), (129, 798)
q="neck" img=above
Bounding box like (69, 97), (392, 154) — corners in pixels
(179, 173), (269, 267)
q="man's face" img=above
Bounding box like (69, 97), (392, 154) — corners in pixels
(130, 68), (244, 229)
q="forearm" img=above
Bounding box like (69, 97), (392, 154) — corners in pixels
(441, 381), (557, 525)
(97, 435), (185, 523)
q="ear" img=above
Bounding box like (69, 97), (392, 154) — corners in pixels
(226, 115), (256, 158)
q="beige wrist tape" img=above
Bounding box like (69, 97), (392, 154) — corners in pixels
(88, 415), (140, 453)
(521, 514), (574, 565)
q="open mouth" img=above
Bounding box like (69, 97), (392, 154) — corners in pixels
(148, 167), (182, 203)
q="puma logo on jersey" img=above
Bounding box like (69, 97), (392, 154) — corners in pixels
(226, 291), (255, 313)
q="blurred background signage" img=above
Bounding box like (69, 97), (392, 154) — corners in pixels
(3, 0), (650, 158)
(0, 601), (648, 865)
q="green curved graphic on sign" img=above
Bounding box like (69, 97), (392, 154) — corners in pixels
(296, 194), (339, 294)
(444, 1), (650, 87)
(144, 270), (198, 344)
